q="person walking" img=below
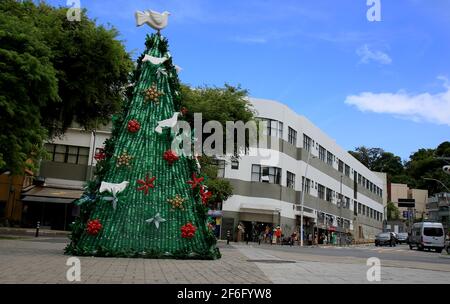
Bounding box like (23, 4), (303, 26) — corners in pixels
(226, 230), (231, 245)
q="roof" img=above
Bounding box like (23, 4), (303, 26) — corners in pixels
(21, 186), (83, 204)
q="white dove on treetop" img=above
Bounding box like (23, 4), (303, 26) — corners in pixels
(135, 10), (170, 31)
(155, 112), (180, 134)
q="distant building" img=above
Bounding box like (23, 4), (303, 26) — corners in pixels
(389, 183), (428, 221)
(426, 192), (450, 232)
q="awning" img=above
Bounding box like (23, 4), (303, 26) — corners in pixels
(240, 203), (278, 215)
(21, 186), (83, 204)
(22, 196), (75, 204)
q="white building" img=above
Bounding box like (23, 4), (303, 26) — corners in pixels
(217, 98), (385, 243)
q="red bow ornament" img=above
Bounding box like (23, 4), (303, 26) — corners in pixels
(163, 150), (179, 165)
(181, 223), (197, 239)
(127, 119), (141, 133)
(86, 219), (102, 235)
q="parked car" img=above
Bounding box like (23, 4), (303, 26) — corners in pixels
(396, 232), (409, 244)
(375, 232), (396, 247)
(409, 222), (445, 253)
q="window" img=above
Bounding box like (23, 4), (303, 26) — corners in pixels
(338, 160), (344, 173)
(260, 118), (283, 138)
(303, 134), (312, 151)
(370, 208), (373, 218)
(326, 151), (333, 166)
(251, 165), (261, 182)
(288, 127), (297, 146)
(358, 203), (362, 214)
(318, 184), (325, 200)
(231, 158), (239, 170)
(424, 228), (443, 237)
(252, 164), (281, 184)
(287, 171), (295, 189)
(354, 201), (358, 216)
(326, 188), (333, 202)
(301, 177), (311, 194)
(362, 205), (366, 216)
(344, 164), (350, 177)
(211, 159), (225, 177)
(45, 143), (89, 165)
(345, 196), (350, 209)
(319, 146), (326, 162)
(358, 174), (362, 185)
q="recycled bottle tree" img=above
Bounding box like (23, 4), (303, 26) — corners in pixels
(65, 13), (220, 259)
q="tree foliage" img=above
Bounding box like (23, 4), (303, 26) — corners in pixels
(387, 201), (400, 220)
(0, 0), (132, 174)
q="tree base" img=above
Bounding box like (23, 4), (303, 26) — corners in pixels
(64, 243), (221, 260)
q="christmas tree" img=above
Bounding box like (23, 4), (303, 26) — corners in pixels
(65, 11), (220, 260)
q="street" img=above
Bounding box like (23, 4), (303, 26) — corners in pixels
(0, 236), (449, 284)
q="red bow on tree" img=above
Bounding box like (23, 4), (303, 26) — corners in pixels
(86, 219), (102, 235)
(137, 174), (156, 195)
(187, 173), (204, 189)
(94, 149), (106, 161)
(127, 119), (141, 133)
(163, 150), (179, 165)
(200, 186), (212, 205)
(180, 107), (188, 116)
(181, 222), (197, 239)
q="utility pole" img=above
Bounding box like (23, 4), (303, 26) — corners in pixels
(339, 175), (343, 246)
(300, 151), (310, 247)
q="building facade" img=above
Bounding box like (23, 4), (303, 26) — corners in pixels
(218, 98), (385, 243)
(427, 192), (450, 232)
(389, 183), (428, 221)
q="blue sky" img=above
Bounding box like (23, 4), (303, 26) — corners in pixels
(48, 0), (449, 160)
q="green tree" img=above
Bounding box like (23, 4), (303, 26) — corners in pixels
(387, 201), (400, 220)
(0, 2), (58, 173)
(0, 0), (132, 173)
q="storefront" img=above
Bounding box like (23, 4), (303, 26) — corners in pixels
(21, 186), (82, 230)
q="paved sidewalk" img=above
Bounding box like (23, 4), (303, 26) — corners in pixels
(1, 238), (449, 284)
(0, 238), (270, 284)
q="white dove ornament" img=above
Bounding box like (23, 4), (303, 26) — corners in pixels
(99, 181), (129, 210)
(155, 112), (180, 134)
(135, 10), (170, 31)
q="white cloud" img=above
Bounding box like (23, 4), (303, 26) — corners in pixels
(232, 36), (267, 44)
(345, 77), (450, 126)
(356, 44), (392, 65)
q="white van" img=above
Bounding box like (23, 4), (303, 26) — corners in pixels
(409, 222), (445, 253)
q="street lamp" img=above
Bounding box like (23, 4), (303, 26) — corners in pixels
(423, 177), (450, 192)
(300, 151), (316, 246)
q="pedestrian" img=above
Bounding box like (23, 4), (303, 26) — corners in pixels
(308, 233), (312, 246)
(245, 232), (249, 245)
(226, 229), (231, 245)
(324, 234), (328, 245)
(290, 232), (296, 246)
(258, 232), (263, 245)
